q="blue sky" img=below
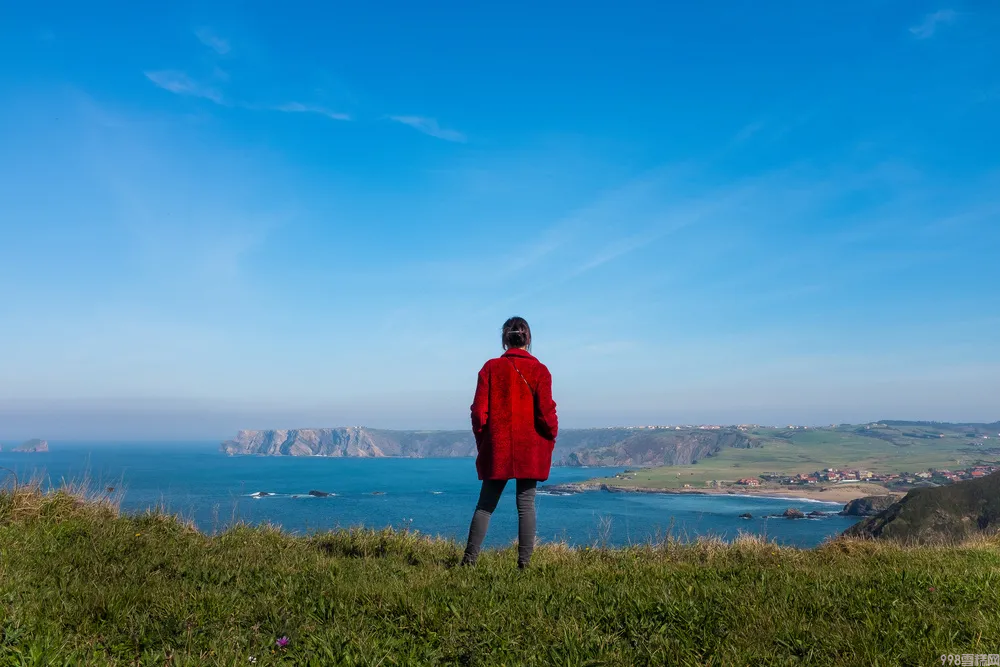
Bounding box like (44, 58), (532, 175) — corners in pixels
(1, 1), (998, 439)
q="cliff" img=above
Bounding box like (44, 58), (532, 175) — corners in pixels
(12, 439), (48, 453)
(221, 428), (476, 458)
(840, 495), (901, 517)
(844, 471), (1000, 543)
(221, 426), (759, 466)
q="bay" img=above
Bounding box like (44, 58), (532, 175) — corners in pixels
(0, 442), (859, 548)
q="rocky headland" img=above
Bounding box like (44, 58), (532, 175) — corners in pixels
(222, 428), (476, 458)
(844, 471), (1000, 543)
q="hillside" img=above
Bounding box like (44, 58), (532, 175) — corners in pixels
(2, 486), (999, 664)
(222, 426), (760, 467)
(557, 428), (758, 467)
(583, 421), (1000, 491)
(845, 470), (1000, 543)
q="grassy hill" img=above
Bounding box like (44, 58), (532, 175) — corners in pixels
(847, 470), (1000, 543)
(590, 421), (1000, 491)
(2, 485), (1000, 665)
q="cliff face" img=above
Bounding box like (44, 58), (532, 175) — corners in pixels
(13, 439), (48, 453)
(221, 428), (477, 458)
(844, 471), (1000, 543)
(221, 427), (758, 466)
(841, 495), (901, 517)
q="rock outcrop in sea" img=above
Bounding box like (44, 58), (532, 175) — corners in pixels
(12, 439), (48, 453)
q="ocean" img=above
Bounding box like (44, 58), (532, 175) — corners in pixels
(0, 442), (860, 548)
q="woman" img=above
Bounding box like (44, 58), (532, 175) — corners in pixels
(462, 316), (559, 569)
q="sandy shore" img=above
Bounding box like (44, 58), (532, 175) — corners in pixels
(717, 484), (894, 504)
(544, 482), (895, 505)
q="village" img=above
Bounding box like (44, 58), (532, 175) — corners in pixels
(729, 464), (1000, 490)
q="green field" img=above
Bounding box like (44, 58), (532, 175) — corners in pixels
(2, 485), (1000, 665)
(598, 422), (1000, 490)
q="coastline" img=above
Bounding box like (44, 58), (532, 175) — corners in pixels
(541, 482), (893, 505)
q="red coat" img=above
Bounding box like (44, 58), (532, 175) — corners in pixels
(470, 348), (559, 481)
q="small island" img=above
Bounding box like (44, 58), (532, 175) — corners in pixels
(12, 439), (49, 453)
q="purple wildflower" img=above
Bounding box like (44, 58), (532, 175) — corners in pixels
(276, 636), (290, 648)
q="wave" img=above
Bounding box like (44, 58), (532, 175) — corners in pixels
(724, 493), (843, 506)
(430, 491), (444, 495)
(246, 491), (338, 499)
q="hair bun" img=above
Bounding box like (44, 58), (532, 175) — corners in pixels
(501, 317), (532, 351)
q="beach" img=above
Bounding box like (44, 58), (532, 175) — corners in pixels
(543, 481), (894, 505)
(716, 483), (893, 504)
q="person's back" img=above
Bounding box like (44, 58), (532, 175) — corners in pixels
(462, 317), (558, 569)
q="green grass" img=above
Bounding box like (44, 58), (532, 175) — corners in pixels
(2, 484), (1000, 665)
(600, 426), (1000, 490)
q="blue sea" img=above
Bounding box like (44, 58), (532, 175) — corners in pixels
(0, 442), (860, 548)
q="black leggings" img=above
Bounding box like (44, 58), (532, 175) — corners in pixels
(462, 479), (537, 566)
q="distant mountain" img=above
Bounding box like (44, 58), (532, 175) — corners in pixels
(554, 429), (758, 467)
(878, 420), (1000, 431)
(221, 426), (760, 467)
(857, 421), (1000, 443)
(844, 470), (1000, 543)
(13, 439), (48, 453)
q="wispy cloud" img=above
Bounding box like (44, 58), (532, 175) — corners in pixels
(475, 158), (958, 319)
(558, 194), (727, 284)
(389, 116), (466, 142)
(473, 172), (720, 316)
(195, 27), (230, 54)
(566, 232), (661, 278)
(144, 72), (351, 121)
(273, 102), (351, 121)
(733, 120), (765, 143)
(909, 9), (956, 39)
(145, 70), (225, 105)
(402, 226), (572, 288)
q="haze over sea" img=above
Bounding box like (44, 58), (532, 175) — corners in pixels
(0, 442), (858, 548)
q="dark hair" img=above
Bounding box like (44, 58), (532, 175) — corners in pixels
(501, 316), (532, 351)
